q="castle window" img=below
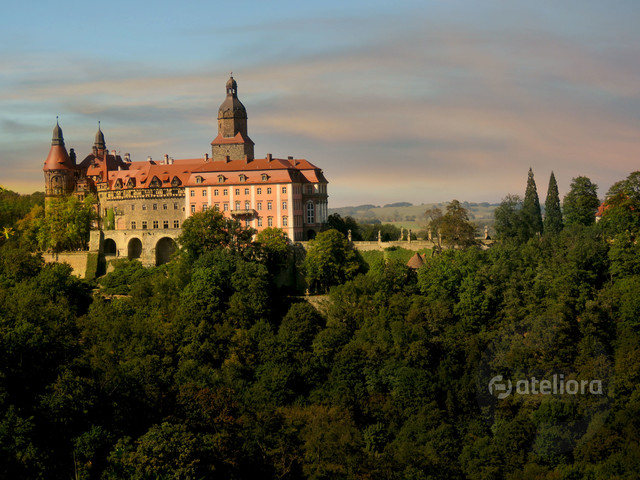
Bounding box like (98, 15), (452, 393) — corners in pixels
(190, 190), (195, 197)
(307, 202), (315, 224)
(163, 204), (168, 210)
(171, 176), (181, 187)
(214, 189), (219, 196)
(258, 217), (263, 227)
(267, 202), (272, 211)
(214, 203), (219, 211)
(267, 187), (272, 194)
(239, 174), (247, 182)
(142, 221), (148, 229)
(174, 220), (180, 228)
(235, 188), (240, 195)
(244, 188), (249, 195)
(282, 201), (287, 210)
(257, 202), (262, 211)
(245, 201), (250, 210)
(127, 178), (136, 188)
(282, 187), (287, 194)
(218, 175), (225, 183)
(235, 201), (240, 210)
(142, 204), (147, 210)
(257, 187), (262, 195)
(150, 176), (161, 187)
(196, 176), (203, 184)
(153, 220), (158, 229)
(283, 216), (288, 226)
(223, 189), (228, 195)
(223, 203), (229, 211)
(174, 203), (178, 210)
(261, 174), (268, 181)
(190, 204), (195, 213)
(268, 217), (273, 227)
(153, 204), (158, 210)
(163, 220), (169, 229)
(131, 221), (136, 229)
(115, 179), (122, 189)
(202, 189), (206, 196)
(203, 204), (208, 211)
(131, 204), (135, 211)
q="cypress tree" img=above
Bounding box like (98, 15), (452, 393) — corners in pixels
(523, 167), (543, 237)
(544, 171), (563, 234)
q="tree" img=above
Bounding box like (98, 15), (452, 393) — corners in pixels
(543, 171), (563, 235)
(562, 176), (600, 227)
(177, 209), (255, 259)
(255, 227), (290, 271)
(523, 168), (543, 237)
(303, 229), (363, 293)
(325, 214), (361, 240)
(494, 194), (528, 242)
(598, 171), (640, 236)
(438, 200), (477, 249)
(16, 195), (96, 252)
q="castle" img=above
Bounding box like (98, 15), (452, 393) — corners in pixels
(43, 75), (329, 261)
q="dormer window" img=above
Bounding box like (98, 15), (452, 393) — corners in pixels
(239, 174), (247, 182)
(150, 176), (161, 188)
(195, 176), (203, 184)
(115, 179), (123, 189)
(218, 175), (225, 183)
(171, 176), (182, 187)
(127, 178), (136, 188)
(261, 174), (269, 181)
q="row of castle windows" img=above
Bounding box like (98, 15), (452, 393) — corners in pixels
(190, 186), (283, 197)
(130, 220), (181, 230)
(191, 200), (291, 212)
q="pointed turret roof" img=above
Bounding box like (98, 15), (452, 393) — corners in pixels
(43, 120), (73, 171)
(94, 122), (106, 150)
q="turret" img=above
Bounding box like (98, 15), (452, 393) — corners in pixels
(211, 75), (254, 161)
(43, 119), (75, 204)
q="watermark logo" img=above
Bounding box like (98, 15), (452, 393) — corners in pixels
(488, 374), (603, 398)
(488, 375), (512, 399)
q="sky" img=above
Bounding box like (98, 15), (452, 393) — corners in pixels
(1, 0), (639, 207)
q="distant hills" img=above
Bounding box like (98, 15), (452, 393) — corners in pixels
(329, 201), (500, 231)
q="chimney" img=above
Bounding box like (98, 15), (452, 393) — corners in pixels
(124, 153), (131, 162)
(147, 156), (153, 162)
(163, 154), (169, 165)
(204, 153), (209, 162)
(267, 153), (272, 161)
(169, 157), (174, 165)
(225, 155), (230, 163)
(111, 149), (117, 158)
(288, 156), (293, 160)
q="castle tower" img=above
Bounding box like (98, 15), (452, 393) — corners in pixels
(211, 75), (254, 161)
(43, 120), (76, 205)
(92, 123), (106, 157)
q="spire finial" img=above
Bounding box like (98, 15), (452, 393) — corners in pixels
(56, 115), (59, 125)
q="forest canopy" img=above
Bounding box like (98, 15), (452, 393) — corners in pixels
(1, 172), (640, 479)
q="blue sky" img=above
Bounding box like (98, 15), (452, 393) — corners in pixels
(1, 0), (639, 206)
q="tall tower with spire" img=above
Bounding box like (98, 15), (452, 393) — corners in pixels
(43, 120), (76, 206)
(211, 75), (254, 161)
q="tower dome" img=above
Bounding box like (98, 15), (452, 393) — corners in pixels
(94, 123), (106, 152)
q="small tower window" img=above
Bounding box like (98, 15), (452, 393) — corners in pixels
(218, 175), (225, 183)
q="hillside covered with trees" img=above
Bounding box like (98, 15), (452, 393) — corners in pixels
(1, 171), (640, 479)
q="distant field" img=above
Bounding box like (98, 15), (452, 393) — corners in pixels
(329, 201), (499, 233)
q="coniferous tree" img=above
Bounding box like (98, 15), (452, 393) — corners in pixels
(543, 171), (563, 234)
(522, 168), (543, 237)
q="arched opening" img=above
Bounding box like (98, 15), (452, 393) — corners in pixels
(104, 238), (117, 255)
(128, 238), (142, 260)
(306, 229), (316, 241)
(155, 237), (177, 265)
